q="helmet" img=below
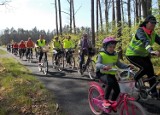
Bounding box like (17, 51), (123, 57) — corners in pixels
(103, 37), (118, 47)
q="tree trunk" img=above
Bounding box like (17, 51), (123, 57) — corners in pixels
(91, 0), (95, 47)
(141, 0), (147, 18)
(146, 0), (152, 15)
(72, 0), (76, 34)
(98, 0), (103, 33)
(121, 0), (124, 23)
(70, 0), (72, 33)
(127, 0), (131, 27)
(55, 0), (59, 35)
(104, 0), (110, 33)
(158, 0), (160, 15)
(96, 0), (99, 37)
(112, 0), (115, 30)
(116, 0), (122, 38)
(138, 0), (141, 20)
(135, 0), (139, 23)
(58, 0), (62, 35)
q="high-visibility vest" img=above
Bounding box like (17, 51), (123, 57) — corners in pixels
(126, 30), (156, 57)
(52, 40), (61, 48)
(99, 52), (118, 75)
(37, 39), (46, 47)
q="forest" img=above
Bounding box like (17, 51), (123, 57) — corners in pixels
(0, 0), (160, 50)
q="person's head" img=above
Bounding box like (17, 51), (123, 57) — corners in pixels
(55, 36), (59, 41)
(67, 36), (71, 40)
(28, 37), (32, 41)
(39, 34), (44, 40)
(20, 40), (24, 43)
(83, 33), (88, 39)
(103, 37), (118, 53)
(139, 15), (157, 31)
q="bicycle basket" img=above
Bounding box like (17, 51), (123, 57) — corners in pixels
(42, 46), (50, 52)
(119, 80), (135, 94)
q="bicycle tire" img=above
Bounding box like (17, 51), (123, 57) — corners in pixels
(57, 55), (64, 71)
(120, 100), (147, 115)
(70, 56), (75, 69)
(87, 60), (96, 79)
(52, 54), (56, 69)
(43, 59), (48, 75)
(88, 86), (103, 115)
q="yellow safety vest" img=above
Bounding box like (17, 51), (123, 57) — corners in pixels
(99, 52), (118, 75)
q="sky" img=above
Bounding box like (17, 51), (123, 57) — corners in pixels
(0, 0), (91, 32)
(0, 0), (158, 32)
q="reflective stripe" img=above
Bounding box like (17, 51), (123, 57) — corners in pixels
(145, 45), (151, 50)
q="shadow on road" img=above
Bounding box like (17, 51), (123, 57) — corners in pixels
(139, 100), (160, 114)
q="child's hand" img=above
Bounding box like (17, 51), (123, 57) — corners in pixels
(128, 64), (134, 69)
(103, 66), (112, 71)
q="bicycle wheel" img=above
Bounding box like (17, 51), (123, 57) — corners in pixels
(43, 59), (48, 75)
(87, 60), (96, 79)
(52, 54), (56, 69)
(120, 101), (147, 115)
(57, 55), (64, 71)
(88, 86), (103, 115)
(70, 56), (75, 69)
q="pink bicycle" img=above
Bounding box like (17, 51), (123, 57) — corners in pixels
(88, 69), (147, 115)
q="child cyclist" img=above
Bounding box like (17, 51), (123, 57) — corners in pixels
(96, 37), (134, 109)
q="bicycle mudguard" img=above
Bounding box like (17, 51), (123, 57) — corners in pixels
(89, 82), (105, 95)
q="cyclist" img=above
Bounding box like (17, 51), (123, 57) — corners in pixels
(18, 40), (26, 58)
(125, 15), (160, 98)
(12, 42), (18, 55)
(26, 37), (34, 59)
(96, 37), (133, 108)
(36, 34), (47, 64)
(78, 33), (92, 74)
(62, 36), (75, 65)
(52, 36), (62, 65)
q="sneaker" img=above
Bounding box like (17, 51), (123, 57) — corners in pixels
(80, 69), (83, 75)
(102, 100), (111, 108)
(109, 100), (117, 112)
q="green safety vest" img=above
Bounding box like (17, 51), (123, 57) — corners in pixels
(126, 30), (156, 57)
(37, 39), (46, 47)
(99, 52), (118, 75)
(63, 39), (73, 49)
(53, 40), (61, 48)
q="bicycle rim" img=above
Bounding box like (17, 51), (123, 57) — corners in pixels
(43, 60), (48, 75)
(88, 60), (96, 79)
(58, 56), (64, 71)
(120, 101), (147, 115)
(52, 54), (56, 69)
(70, 57), (75, 69)
(88, 86), (103, 115)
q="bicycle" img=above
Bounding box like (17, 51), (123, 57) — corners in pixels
(136, 75), (160, 101)
(76, 48), (96, 79)
(88, 68), (147, 115)
(19, 48), (26, 60)
(38, 46), (49, 75)
(64, 48), (76, 69)
(52, 48), (65, 71)
(26, 47), (33, 62)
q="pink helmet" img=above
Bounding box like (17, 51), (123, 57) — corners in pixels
(103, 37), (118, 47)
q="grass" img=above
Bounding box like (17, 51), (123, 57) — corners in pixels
(0, 51), (64, 115)
(0, 49), (7, 55)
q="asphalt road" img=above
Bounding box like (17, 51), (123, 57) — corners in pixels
(1, 47), (160, 115)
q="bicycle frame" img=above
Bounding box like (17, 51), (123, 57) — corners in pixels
(89, 81), (136, 114)
(138, 76), (160, 100)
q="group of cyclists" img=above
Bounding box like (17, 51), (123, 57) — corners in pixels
(6, 14), (160, 112)
(7, 37), (35, 59)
